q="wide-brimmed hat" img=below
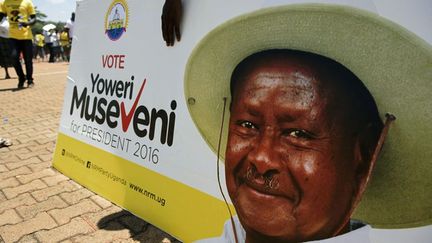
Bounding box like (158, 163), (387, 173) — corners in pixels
(184, 4), (432, 228)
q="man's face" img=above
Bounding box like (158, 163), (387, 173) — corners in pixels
(225, 57), (364, 242)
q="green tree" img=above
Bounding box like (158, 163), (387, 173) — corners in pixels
(35, 7), (47, 21)
(32, 7), (48, 34)
(31, 7), (68, 35)
(56, 22), (66, 31)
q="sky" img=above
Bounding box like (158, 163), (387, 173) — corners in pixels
(33, 0), (77, 22)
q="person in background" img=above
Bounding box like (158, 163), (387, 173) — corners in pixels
(53, 30), (61, 61)
(43, 29), (50, 60)
(59, 27), (70, 62)
(65, 12), (74, 43)
(34, 31), (45, 62)
(0, 8), (12, 79)
(45, 29), (56, 63)
(0, 0), (36, 88)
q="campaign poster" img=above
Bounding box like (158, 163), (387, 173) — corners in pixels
(53, 0), (432, 242)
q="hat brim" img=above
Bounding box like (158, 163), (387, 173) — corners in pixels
(184, 4), (432, 228)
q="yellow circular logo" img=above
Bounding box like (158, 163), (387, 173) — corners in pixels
(105, 0), (129, 41)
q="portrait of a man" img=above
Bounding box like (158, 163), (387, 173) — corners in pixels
(185, 3), (432, 243)
(225, 49), (383, 242)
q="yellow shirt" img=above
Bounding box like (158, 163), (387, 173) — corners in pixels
(59, 31), (69, 47)
(35, 33), (44, 47)
(0, 0), (35, 40)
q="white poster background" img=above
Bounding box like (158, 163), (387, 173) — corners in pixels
(58, 0), (432, 242)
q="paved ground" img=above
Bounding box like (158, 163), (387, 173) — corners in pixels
(0, 62), (180, 243)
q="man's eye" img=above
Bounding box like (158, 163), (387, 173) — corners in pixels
(238, 121), (257, 129)
(285, 129), (314, 139)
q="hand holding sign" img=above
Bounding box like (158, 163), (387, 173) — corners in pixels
(161, 0), (182, 46)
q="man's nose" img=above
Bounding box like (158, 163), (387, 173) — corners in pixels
(247, 129), (282, 174)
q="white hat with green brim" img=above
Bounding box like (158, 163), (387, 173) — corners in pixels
(184, 4), (432, 228)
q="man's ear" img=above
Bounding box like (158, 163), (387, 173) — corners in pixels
(353, 123), (381, 202)
(334, 123), (381, 237)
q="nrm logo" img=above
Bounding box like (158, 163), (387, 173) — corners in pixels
(105, 0), (129, 41)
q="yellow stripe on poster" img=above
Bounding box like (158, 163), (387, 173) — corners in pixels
(52, 133), (232, 242)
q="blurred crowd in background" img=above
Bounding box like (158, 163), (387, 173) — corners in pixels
(33, 12), (74, 63)
(0, 2), (75, 82)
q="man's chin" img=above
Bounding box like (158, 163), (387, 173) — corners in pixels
(234, 187), (298, 238)
(236, 201), (345, 243)
(240, 216), (301, 243)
